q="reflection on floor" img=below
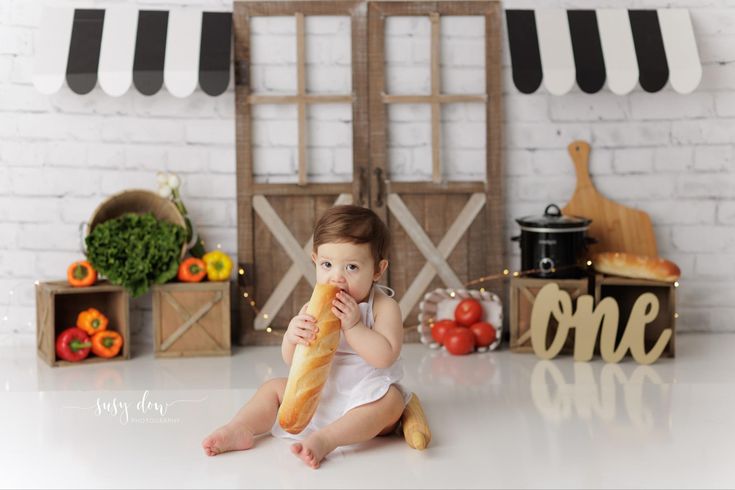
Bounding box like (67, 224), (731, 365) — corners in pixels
(1, 333), (734, 489)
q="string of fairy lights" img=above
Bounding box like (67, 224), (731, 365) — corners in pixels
(238, 259), (681, 338)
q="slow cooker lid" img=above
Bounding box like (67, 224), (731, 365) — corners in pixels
(516, 204), (591, 230)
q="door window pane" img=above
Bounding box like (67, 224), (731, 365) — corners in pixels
(307, 104), (353, 183)
(441, 16), (486, 94)
(442, 103), (486, 181)
(305, 16), (352, 94)
(387, 104), (432, 181)
(385, 16), (431, 95)
(252, 104), (297, 183)
(250, 16), (297, 94)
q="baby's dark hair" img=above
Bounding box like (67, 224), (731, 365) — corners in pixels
(313, 205), (390, 270)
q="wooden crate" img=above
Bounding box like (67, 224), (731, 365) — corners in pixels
(593, 274), (676, 357)
(509, 275), (676, 359)
(509, 276), (589, 354)
(35, 281), (131, 367)
(152, 281), (231, 358)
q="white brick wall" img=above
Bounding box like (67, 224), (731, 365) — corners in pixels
(1, 0), (735, 345)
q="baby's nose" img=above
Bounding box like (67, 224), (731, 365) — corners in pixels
(329, 273), (346, 285)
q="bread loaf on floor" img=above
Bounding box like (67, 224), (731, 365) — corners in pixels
(277, 283), (342, 434)
(593, 252), (681, 282)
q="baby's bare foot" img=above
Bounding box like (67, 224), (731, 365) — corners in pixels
(202, 424), (255, 456)
(290, 433), (334, 469)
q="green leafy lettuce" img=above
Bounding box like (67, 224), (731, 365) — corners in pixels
(85, 212), (186, 297)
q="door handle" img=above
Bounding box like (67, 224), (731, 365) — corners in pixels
(374, 167), (385, 208)
(358, 166), (368, 206)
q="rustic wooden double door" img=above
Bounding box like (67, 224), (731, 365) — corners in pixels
(234, 1), (504, 345)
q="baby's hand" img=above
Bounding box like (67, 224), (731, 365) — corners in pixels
(332, 290), (361, 331)
(286, 302), (319, 346)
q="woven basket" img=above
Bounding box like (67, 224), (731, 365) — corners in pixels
(83, 189), (187, 259)
(417, 288), (503, 352)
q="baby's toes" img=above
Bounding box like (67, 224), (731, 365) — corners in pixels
(308, 451), (320, 467)
(302, 448), (315, 466)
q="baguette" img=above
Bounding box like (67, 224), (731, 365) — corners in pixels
(593, 252), (681, 282)
(401, 394), (431, 450)
(277, 283), (342, 434)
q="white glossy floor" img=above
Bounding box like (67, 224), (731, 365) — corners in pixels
(1, 333), (734, 489)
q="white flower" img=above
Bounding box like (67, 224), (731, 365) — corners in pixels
(158, 185), (172, 198)
(167, 173), (180, 189)
(157, 172), (169, 185)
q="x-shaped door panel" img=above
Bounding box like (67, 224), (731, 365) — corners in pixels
(387, 192), (487, 322)
(252, 193), (353, 330)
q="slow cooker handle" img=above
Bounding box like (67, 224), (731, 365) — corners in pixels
(585, 236), (598, 245)
(511, 235), (520, 242)
(544, 204), (562, 217)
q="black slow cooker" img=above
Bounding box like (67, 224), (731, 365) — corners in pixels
(512, 204), (595, 278)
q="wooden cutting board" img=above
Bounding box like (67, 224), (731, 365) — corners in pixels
(562, 140), (658, 258)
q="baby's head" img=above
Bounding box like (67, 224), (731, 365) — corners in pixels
(311, 205), (390, 300)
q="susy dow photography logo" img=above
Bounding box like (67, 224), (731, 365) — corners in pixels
(63, 390), (207, 425)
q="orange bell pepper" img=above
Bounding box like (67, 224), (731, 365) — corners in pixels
(76, 308), (109, 336)
(177, 257), (207, 282)
(91, 331), (123, 358)
(67, 260), (97, 287)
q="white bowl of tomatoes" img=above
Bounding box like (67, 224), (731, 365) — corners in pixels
(417, 288), (502, 355)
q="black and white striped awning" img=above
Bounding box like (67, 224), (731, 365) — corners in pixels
(33, 6), (231, 97)
(506, 9), (701, 95)
(34, 7), (699, 98)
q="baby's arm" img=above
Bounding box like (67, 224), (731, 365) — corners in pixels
(342, 294), (403, 369)
(281, 302), (316, 366)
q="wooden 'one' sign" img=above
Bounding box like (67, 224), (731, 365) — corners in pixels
(530, 283), (672, 365)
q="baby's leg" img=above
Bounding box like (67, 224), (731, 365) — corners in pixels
(291, 385), (405, 468)
(202, 377), (287, 456)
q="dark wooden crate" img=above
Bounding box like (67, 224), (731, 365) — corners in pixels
(152, 281), (231, 358)
(35, 281), (131, 367)
(592, 274), (676, 357)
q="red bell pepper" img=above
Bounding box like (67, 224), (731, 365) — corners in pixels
(55, 327), (92, 362)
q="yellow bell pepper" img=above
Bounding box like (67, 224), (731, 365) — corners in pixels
(202, 250), (233, 281)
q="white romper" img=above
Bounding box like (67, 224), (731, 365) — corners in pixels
(271, 283), (412, 440)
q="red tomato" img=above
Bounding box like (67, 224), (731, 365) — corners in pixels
(454, 298), (483, 327)
(431, 319), (457, 345)
(444, 327), (476, 355)
(470, 321), (497, 348)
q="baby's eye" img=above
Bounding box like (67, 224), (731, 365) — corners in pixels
(321, 261), (332, 269)
(347, 264), (359, 272)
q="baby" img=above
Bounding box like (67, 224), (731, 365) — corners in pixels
(202, 204), (411, 468)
